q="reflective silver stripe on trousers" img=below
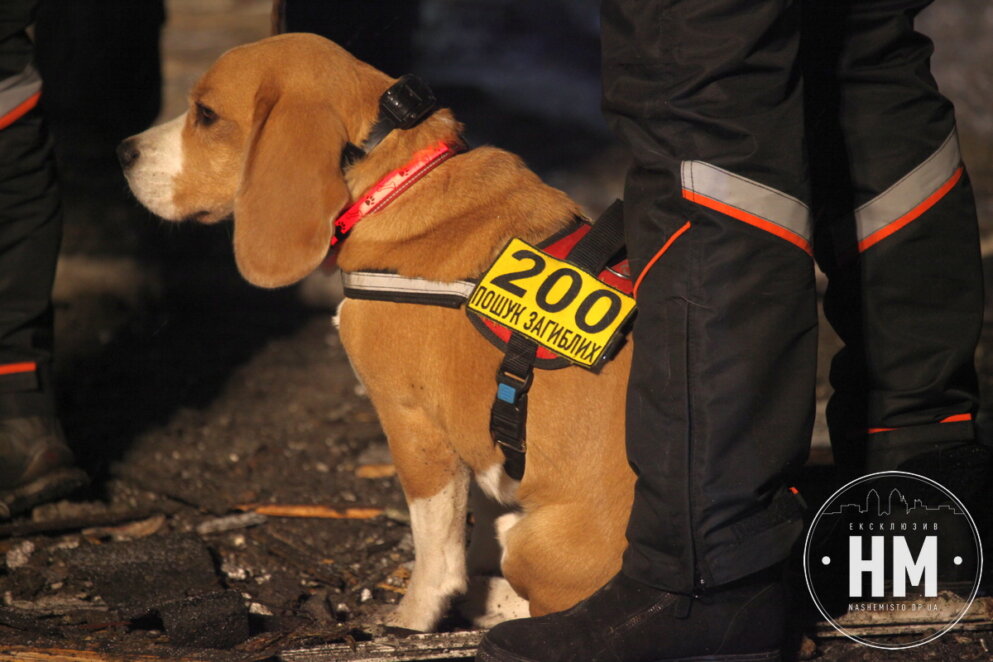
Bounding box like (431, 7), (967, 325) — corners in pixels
(681, 160), (812, 250)
(0, 64), (42, 119)
(342, 271), (475, 300)
(854, 129), (962, 248)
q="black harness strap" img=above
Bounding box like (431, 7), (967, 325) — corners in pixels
(488, 199), (627, 481)
(490, 334), (538, 481)
(567, 199), (626, 273)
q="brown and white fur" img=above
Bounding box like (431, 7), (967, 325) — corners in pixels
(120, 34), (635, 632)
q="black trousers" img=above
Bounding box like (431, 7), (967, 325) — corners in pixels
(0, 0), (62, 418)
(602, 0), (983, 593)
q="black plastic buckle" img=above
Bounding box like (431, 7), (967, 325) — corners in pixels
(491, 371), (529, 454)
(380, 74), (437, 130)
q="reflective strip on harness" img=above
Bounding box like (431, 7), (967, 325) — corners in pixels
(681, 160), (812, 256)
(341, 271), (475, 308)
(0, 65), (42, 130)
(855, 130), (963, 253)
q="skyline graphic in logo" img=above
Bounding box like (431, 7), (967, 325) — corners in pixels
(803, 471), (983, 649)
(822, 487), (964, 518)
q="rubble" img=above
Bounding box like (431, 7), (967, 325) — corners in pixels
(5, 541), (35, 570)
(279, 630), (484, 662)
(66, 534), (218, 616)
(0, 506), (170, 539)
(194, 511), (267, 536)
(82, 514), (166, 541)
(238, 505), (384, 520)
(63, 533), (250, 649)
(157, 590), (250, 649)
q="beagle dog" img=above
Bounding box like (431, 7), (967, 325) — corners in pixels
(120, 33), (635, 632)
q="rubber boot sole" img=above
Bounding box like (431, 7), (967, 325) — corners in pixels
(477, 639), (781, 662)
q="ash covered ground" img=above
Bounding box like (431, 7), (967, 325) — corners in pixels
(1, 1), (992, 660)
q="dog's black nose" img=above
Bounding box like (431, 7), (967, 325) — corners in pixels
(117, 139), (140, 169)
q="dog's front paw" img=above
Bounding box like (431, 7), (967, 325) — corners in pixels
(382, 601), (441, 633)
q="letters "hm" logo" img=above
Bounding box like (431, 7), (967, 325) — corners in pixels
(848, 536), (937, 598)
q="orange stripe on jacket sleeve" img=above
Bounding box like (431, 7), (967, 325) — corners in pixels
(0, 91), (41, 131)
(633, 221), (692, 299)
(682, 190), (813, 256)
(0, 361), (37, 376)
(858, 166), (963, 253)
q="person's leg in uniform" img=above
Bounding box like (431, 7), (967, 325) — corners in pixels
(0, 0), (86, 519)
(478, 1), (812, 660)
(805, 0), (989, 508)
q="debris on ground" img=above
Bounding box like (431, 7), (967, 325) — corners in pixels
(237, 505), (386, 520)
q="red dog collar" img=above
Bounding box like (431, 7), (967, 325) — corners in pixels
(330, 140), (462, 249)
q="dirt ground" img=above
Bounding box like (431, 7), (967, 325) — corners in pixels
(2, 1), (992, 661)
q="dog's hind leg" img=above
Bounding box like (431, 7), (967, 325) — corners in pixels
(500, 502), (624, 618)
(384, 424), (470, 632)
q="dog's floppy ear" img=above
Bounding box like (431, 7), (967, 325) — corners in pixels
(233, 83), (350, 288)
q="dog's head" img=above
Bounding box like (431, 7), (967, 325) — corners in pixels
(120, 34), (452, 288)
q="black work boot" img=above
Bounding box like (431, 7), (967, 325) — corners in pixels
(0, 416), (88, 519)
(477, 568), (785, 662)
(896, 442), (993, 591)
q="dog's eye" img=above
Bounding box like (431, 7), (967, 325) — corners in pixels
(195, 102), (218, 127)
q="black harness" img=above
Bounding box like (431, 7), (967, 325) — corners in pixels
(343, 201), (629, 481)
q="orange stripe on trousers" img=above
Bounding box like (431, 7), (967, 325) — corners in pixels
(0, 91), (41, 130)
(633, 221), (692, 299)
(0, 362), (37, 376)
(858, 166), (963, 253)
(867, 412), (972, 434)
(682, 189), (813, 256)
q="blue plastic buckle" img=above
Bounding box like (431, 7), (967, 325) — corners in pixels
(496, 383), (515, 403)
(496, 371), (532, 404)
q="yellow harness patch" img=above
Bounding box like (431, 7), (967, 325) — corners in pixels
(468, 238), (636, 369)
